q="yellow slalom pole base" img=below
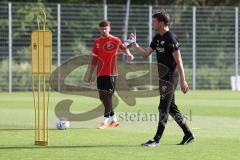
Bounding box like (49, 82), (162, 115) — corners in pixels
(35, 141), (48, 146)
(33, 74), (49, 147)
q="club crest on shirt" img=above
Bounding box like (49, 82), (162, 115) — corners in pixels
(160, 41), (165, 45)
(104, 41), (118, 52)
(96, 43), (100, 48)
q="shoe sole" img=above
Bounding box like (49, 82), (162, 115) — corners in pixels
(141, 144), (160, 147)
(97, 126), (108, 129)
(108, 123), (119, 128)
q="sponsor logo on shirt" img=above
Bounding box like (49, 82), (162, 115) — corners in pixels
(104, 41), (118, 52)
(156, 47), (164, 53)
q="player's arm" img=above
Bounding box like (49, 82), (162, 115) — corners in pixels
(132, 43), (154, 60)
(88, 55), (97, 77)
(123, 48), (134, 61)
(119, 39), (134, 61)
(172, 50), (189, 94)
(125, 33), (154, 60)
(87, 40), (98, 85)
(87, 55), (97, 85)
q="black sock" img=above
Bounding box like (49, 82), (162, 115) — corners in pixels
(99, 90), (113, 118)
(110, 111), (114, 116)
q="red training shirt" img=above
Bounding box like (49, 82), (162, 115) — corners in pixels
(91, 34), (127, 77)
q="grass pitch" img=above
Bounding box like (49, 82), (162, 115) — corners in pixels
(0, 90), (240, 160)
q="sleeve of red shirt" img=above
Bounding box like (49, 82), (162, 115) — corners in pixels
(91, 40), (98, 66)
(117, 38), (127, 52)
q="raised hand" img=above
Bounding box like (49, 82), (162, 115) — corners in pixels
(124, 32), (136, 48)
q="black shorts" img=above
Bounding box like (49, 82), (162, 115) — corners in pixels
(97, 76), (116, 94)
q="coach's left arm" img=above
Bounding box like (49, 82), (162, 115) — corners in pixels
(173, 50), (189, 94)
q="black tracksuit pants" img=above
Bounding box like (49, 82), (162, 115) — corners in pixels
(154, 72), (192, 143)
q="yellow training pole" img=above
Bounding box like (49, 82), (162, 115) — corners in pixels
(31, 9), (52, 146)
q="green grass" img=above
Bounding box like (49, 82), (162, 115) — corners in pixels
(0, 90), (240, 160)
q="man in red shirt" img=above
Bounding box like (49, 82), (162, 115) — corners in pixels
(87, 20), (134, 129)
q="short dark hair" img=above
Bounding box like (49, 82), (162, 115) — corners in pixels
(99, 20), (110, 27)
(152, 11), (170, 26)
